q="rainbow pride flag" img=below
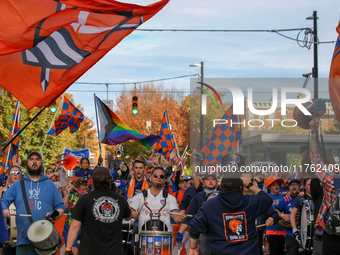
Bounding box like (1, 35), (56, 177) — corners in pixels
(94, 95), (161, 147)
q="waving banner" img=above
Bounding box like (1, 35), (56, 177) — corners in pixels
(0, 0), (169, 110)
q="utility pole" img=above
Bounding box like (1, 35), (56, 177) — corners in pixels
(307, 11), (318, 99)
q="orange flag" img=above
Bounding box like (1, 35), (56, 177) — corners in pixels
(0, 0), (169, 110)
(329, 20), (340, 121)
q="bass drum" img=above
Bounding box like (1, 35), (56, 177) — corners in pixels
(27, 219), (62, 255)
(139, 231), (173, 255)
(299, 200), (314, 252)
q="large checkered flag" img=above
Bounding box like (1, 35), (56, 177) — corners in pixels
(48, 96), (84, 136)
(200, 105), (242, 167)
(154, 110), (173, 162)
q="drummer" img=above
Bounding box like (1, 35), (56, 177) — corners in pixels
(1, 151), (65, 255)
(275, 179), (301, 255)
(290, 177), (313, 254)
(0, 165), (22, 255)
(129, 166), (186, 233)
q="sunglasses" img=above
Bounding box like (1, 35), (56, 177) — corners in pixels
(153, 174), (165, 179)
(78, 180), (88, 185)
(10, 171), (21, 175)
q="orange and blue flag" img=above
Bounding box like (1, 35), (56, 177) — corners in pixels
(0, 101), (20, 181)
(0, 0), (169, 110)
(154, 111), (173, 162)
(200, 105), (242, 167)
(48, 96), (84, 136)
(329, 19), (340, 121)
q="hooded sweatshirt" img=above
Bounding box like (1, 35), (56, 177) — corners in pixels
(1, 174), (65, 246)
(189, 190), (272, 255)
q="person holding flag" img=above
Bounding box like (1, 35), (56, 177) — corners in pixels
(0, 101), (20, 184)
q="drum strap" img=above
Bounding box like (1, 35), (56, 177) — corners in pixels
(20, 179), (33, 223)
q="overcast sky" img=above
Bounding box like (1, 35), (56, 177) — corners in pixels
(67, 0), (340, 121)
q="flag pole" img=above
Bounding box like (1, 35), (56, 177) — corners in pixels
(181, 145), (188, 159)
(40, 96), (64, 154)
(94, 94), (102, 157)
(5, 102), (20, 166)
(172, 133), (183, 170)
(2, 106), (47, 152)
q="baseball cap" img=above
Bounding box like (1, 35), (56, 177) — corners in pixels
(289, 179), (301, 186)
(27, 151), (42, 160)
(265, 176), (283, 190)
(203, 173), (217, 180)
(179, 178), (188, 184)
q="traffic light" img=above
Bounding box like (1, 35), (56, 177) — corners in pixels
(132, 95), (138, 115)
(50, 101), (57, 113)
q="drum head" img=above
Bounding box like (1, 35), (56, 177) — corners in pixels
(27, 220), (53, 243)
(300, 201), (314, 250)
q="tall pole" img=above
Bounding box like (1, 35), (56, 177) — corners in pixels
(313, 11), (318, 99)
(2, 106), (47, 151)
(200, 62), (204, 151)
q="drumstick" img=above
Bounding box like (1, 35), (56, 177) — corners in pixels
(170, 212), (193, 217)
(256, 224), (267, 228)
(10, 214), (32, 217)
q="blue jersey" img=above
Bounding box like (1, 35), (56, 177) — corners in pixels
(74, 168), (93, 181)
(275, 194), (296, 236)
(266, 193), (286, 234)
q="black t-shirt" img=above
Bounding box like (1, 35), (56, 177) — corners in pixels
(72, 189), (131, 255)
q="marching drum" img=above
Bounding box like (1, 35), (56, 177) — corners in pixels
(298, 200), (314, 252)
(4, 203), (17, 247)
(139, 231), (173, 255)
(27, 219), (62, 255)
(122, 219), (134, 245)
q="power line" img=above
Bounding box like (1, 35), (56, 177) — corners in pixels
(67, 90), (191, 93)
(67, 89), (330, 94)
(74, 74), (199, 85)
(136, 28), (307, 32)
(136, 28), (336, 49)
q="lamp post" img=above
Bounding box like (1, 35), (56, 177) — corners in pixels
(306, 11), (319, 99)
(190, 61), (204, 151)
